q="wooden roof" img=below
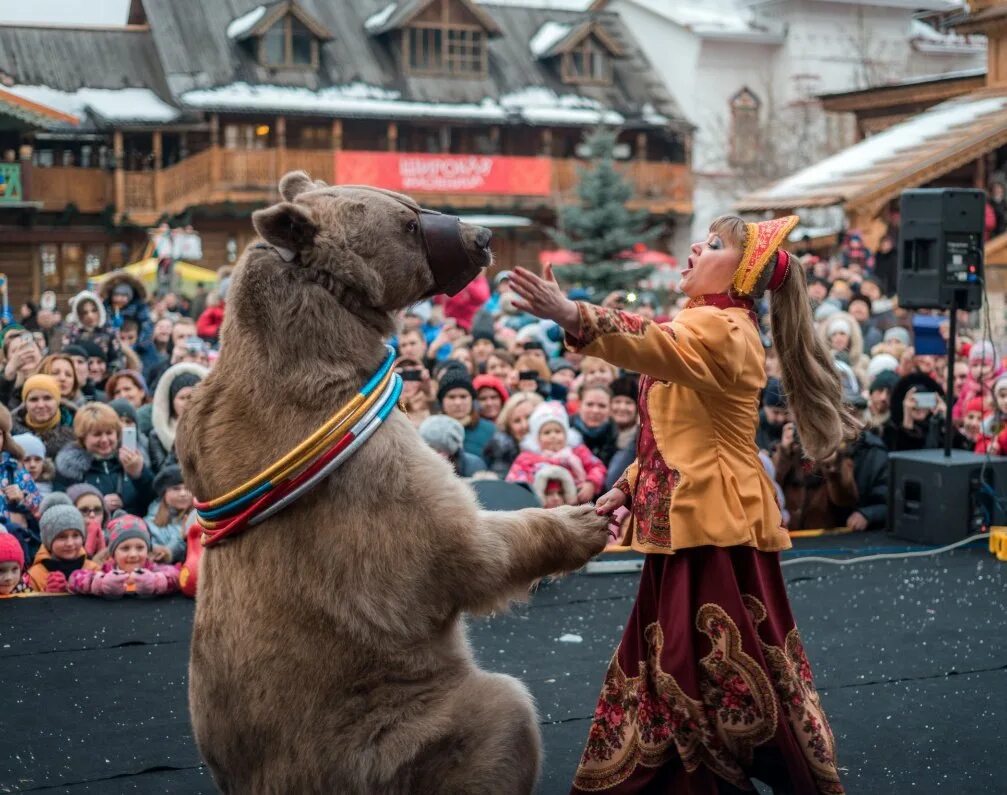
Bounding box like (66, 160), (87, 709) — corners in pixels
(735, 89), (1007, 216)
(0, 87), (79, 127)
(367, 0), (503, 37)
(233, 1), (335, 42)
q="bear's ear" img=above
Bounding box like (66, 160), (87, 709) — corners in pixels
(279, 170), (325, 202)
(252, 202), (318, 256)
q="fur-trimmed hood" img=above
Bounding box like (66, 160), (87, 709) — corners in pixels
(54, 443), (98, 483)
(67, 291), (107, 328)
(532, 464), (577, 505)
(99, 271), (147, 306)
(152, 362), (209, 451)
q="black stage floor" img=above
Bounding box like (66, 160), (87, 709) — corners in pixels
(1, 531), (1003, 794)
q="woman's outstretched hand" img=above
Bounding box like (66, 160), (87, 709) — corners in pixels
(510, 265), (581, 336)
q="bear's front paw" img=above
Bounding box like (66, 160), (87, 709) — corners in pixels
(551, 504), (610, 572)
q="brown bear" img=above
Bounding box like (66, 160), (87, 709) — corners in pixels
(178, 171), (609, 794)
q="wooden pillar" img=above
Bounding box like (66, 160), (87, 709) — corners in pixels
(541, 128), (553, 157)
(489, 125), (500, 154)
(179, 131), (189, 161)
(113, 130), (125, 216)
(387, 122), (398, 152)
(276, 116), (287, 179)
(636, 131), (647, 161)
(152, 130), (163, 212)
(331, 119), (343, 150)
(976, 151), (988, 190)
(209, 114), (221, 185)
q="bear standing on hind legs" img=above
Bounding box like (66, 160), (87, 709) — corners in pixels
(178, 171), (610, 795)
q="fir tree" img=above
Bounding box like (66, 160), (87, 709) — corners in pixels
(548, 128), (662, 295)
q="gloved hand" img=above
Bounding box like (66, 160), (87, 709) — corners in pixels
(131, 570), (168, 597)
(85, 520), (106, 558)
(94, 570), (131, 598)
(44, 570), (67, 593)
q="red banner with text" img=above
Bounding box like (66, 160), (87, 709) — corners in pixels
(335, 151), (552, 196)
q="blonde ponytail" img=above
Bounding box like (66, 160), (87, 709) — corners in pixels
(769, 266), (860, 460)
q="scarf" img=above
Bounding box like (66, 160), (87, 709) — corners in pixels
(41, 554), (88, 578)
(25, 411), (60, 434)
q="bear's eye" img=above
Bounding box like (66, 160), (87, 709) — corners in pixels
(406, 219), (418, 234)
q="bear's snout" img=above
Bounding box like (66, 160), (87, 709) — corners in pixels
(474, 227), (492, 250)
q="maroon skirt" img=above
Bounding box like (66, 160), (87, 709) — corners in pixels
(571, 546), (844, 795)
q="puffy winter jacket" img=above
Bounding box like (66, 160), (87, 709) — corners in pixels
(53, 444), (155, 516)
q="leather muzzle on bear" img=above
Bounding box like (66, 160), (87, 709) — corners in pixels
(418, 209), (484, 297)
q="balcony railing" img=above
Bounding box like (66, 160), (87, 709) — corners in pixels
(16, 147), (692, 221)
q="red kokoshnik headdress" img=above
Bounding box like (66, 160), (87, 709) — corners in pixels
(732, 215), (800, 299)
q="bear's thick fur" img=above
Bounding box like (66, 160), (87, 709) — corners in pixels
(178, 172), (609, 794)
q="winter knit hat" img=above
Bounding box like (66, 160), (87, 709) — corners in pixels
(883, 327), (911, 347)
(21, 374), (60, 404)
(549, 357), (575, 375)
(610, 375), (639, 402)
(813, 301), (841, 322)
(0, 406), (24, 458)
(66, 482), (104, 507)
(40, 504), (85, 551)
(472, 375), (509, 404)
(969, 340), (998, 364)
(12, 432), (44, 460)
(61, 344), (89, 360)
(113, 283), (134, 301)
(437, 369), (476, 403)
(169, 372), (202, 405)
(78, 339), (107, 361)
(107, 398), (139, 426)
(106, 514), (151, 557)
(529, 401), (570, 442)
(762, 377), (786, 409)
(994, 376), (1007, 395)
(153, 464), (184, 498)
(39, 491), (73, 515)
(866, 353), (900, 382)
(419, 415), (465, 456)
(826, 317), (852, 338)
(869, 370), (899, 394)
(0, 531), (24, 569)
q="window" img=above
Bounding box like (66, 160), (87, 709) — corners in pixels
(406, 26), (485, 76)
(260, 15), (318, 68)
(562, 37), (610, 85)
(729, 88), (761, 167)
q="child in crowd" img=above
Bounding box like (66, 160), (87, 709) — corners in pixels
(26, 501), (99, 593)
(13, 433), (53, 496)
(144, 465), (192, 563)
(506, 401), (606, 505)
(534, 468), (577, 508)
(69, 514), (179, 599)
(0, 530), (31, 597)
(983, 376), (1007, 440)
(954, 341), (1003, 422)
(65, 484), (109, 557)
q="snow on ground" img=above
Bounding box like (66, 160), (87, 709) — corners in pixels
(226, 5), (266, 40)
(4, 85), (180, 123)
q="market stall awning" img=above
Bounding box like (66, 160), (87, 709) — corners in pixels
(90, 258), (218, 296)
(735, 89), (1007, 216)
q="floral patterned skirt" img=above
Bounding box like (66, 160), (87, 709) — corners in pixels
(571, 546), (844, 795)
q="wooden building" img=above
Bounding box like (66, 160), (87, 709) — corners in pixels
(0, 0), (692, 306)
(735, 0), (1007, 301)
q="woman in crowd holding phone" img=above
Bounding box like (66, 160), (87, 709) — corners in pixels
(1, 330), (43, 410)
(53, 402), (154, 516)
(884, 371), (971, 451)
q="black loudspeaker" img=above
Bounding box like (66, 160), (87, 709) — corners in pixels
(898, 188), (984, 310)
(888, 449), (1007, 545)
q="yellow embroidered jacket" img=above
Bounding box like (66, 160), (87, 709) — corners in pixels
(566, 301), (790, 555)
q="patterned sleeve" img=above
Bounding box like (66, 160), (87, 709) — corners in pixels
(564, 302), (746, 390)
(15, 466), (42, 518)
(614, 460), (639, 505)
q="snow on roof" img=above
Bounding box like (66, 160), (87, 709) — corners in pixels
(529, 21), (571, 57)
(641, 102), (669, 126)
(3, 85), (180, 123)
(0, 0), (130, 26)
(364, 3), (397, 33)
(180, 82), (627, 125)
(226, 5), (266, 40)
(627, 0), (774, 38)
(477, 0), (595, 9)
(458, 214), (532, 228)
(757, 94), (1007, 201)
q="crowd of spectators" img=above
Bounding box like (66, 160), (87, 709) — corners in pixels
(0, 229), (1002, 598)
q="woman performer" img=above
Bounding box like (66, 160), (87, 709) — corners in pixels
(511, 215), (855, 794)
